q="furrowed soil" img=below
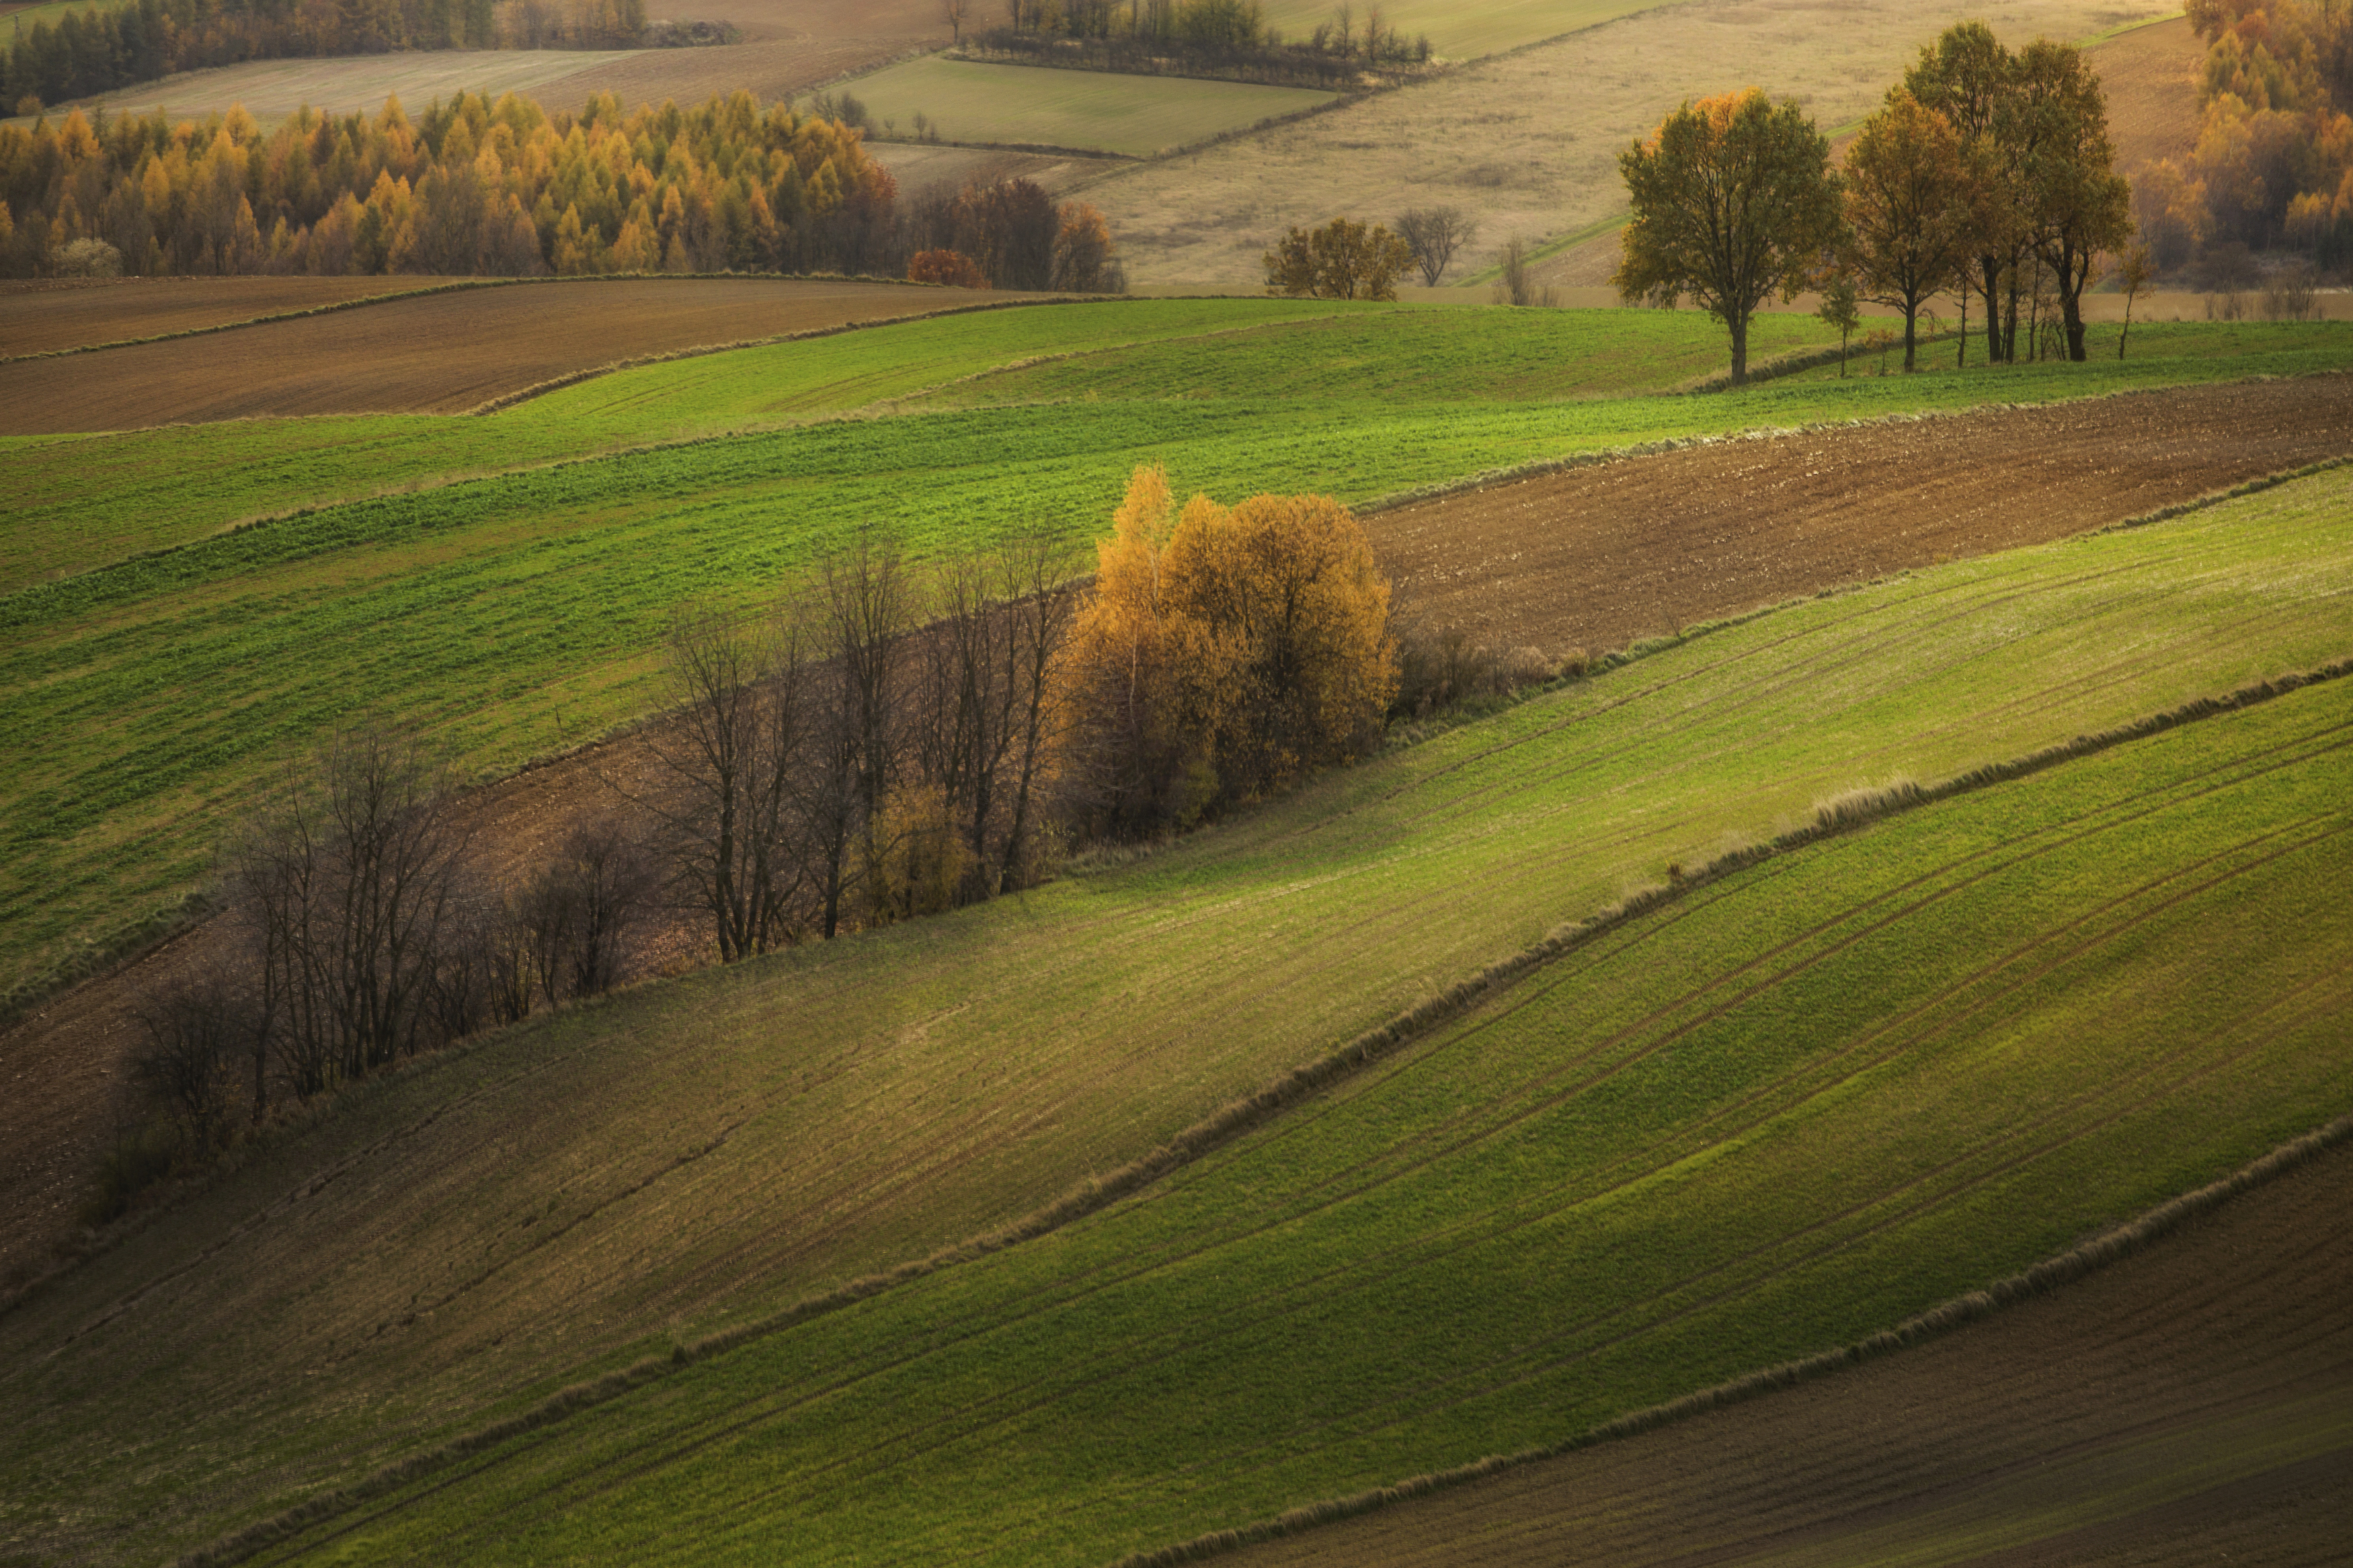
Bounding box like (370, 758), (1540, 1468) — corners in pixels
(7, 371), (2350, 1288)
(0, 276), (440, 357)
(0, 276), (1016, 431)
(1368, 374), (2353, 659)
(1226, 1136), (2353, 1567)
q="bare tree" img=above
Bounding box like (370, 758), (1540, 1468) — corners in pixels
(942, 0), (969, 43)
(641, 601), (813, 962)
(130, 971), (242, 1151)
(1395, 206), (1476, 287)
(554, 821), (655, 997)
(814, 539), (916, 938)
(228, 727), (467, 1098)
(910, 536), (1080, 899)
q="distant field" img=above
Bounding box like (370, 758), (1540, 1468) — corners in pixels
(1081, 0), (2180, 288)
(9, 48), (634, 129)
(10, 474), (2350, 1562)
(833, 56), (1339, 157)
(1257, 0), (1654, 60)
(228, 675), (2353, 1567)
(0, 276), (1010, 434)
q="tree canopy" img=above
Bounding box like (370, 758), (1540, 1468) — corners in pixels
(1263, 216), (1415, 300)
(1613, 88), (1843, 385)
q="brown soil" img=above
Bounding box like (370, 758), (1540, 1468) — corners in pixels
(1366, 374), (2353, 660)
(0, 275), (465, 358)
(1226, 1136), (2353, 1567)
(0, 276), (1007, 432)
(8, 372), (2353, 1288)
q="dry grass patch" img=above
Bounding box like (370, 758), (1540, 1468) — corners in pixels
(1081, 0), (2177, 290)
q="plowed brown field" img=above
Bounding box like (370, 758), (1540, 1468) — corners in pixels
(1367, 374), (2353, 659)
(8, 372), (2352, 1288)
(0, 276), (436, 357)
(1226, 1137), (2353, 1567)
(0, 276), (1010, 432)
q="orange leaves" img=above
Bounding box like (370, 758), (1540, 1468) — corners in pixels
(1060, 467), (1396, 833)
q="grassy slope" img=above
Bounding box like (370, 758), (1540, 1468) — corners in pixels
(3, 317), (2349, 993)
(6, 472), (2351, 1563)
(837, 56), (1338, 156)
(244, 669), (2353, 1567)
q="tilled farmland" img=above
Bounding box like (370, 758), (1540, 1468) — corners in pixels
(1367, 373), (2353, 659)
(0, 275), (439, 357)
(0, 276), (1016, 432)
(1224, 1135), (2353, 1567)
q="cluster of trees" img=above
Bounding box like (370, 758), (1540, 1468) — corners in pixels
(1261, 214), (1413, 298)
(969, 0), (1429, 88)
(131, 728), (657, 1159)
(0, 89), (919, 278)
(118, 472), (1417, 1165)
(904, 174), (1121, 291)
(1, 0), (665, 118)
(1614, 24), (2134, 382)
(2137, 0), (2353, 271)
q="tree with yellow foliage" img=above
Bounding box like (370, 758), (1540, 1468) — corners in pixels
(1060, 466), (1396, 834)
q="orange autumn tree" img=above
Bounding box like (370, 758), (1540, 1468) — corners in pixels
(1060, 466), (1396, 835)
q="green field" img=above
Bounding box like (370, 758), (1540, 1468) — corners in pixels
(235, 672), (2353, 1566)
(1255, 0), (1657, 60)
(840, 56), (1337, 156)
(7, 470), (2352, 1562)
(5, 307), (2350, 998)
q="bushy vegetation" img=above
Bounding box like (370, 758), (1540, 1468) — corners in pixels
(0, 89), (910, 278)
(2137, 0), (2353, 272)
(970, 0), (1431, 89)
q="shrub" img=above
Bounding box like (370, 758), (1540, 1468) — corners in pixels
(909, 248), (990, 288)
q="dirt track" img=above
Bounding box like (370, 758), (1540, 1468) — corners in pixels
(1368, 375), (2353, 659)
(1228, 1136), (2353, 1567)
(0, 276), (1008, 432)
(6, 372), (2352, 1286)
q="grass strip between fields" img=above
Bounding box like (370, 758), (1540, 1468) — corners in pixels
(178, 655), (2353, 1568)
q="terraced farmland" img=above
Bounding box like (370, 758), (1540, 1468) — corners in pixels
(4, 309), (2350, 1007)
(5, 470), (2352, 1563)
(225, 669), (2353, 1567)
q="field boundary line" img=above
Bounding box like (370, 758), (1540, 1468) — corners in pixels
(458, 292), (1110, 415)
(0, 270), (984, 368)
(1105, 1114), (2353, 1568)
(170, 654), (2353, 1568)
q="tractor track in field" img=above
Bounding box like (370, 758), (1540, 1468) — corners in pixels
(5, 373), (2352, 1297)
(292, 764), (2353, 1557)
(1220, 1137), (2353, 1568)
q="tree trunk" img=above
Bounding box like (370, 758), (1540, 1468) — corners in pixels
(2057, 245), (2090, 362)
(1728, 311), (1748, 386)
(1901, 299), (1918, 372)
(1980, 256), (2001, 364)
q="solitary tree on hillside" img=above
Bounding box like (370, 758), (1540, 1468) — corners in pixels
(1613, 88), (1844, 385)
(1395, 206), (1477, 286)
(943, 0), (969, 44)
(1263, 216), (1416, 300)
(1843, 89), (1977, 372)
